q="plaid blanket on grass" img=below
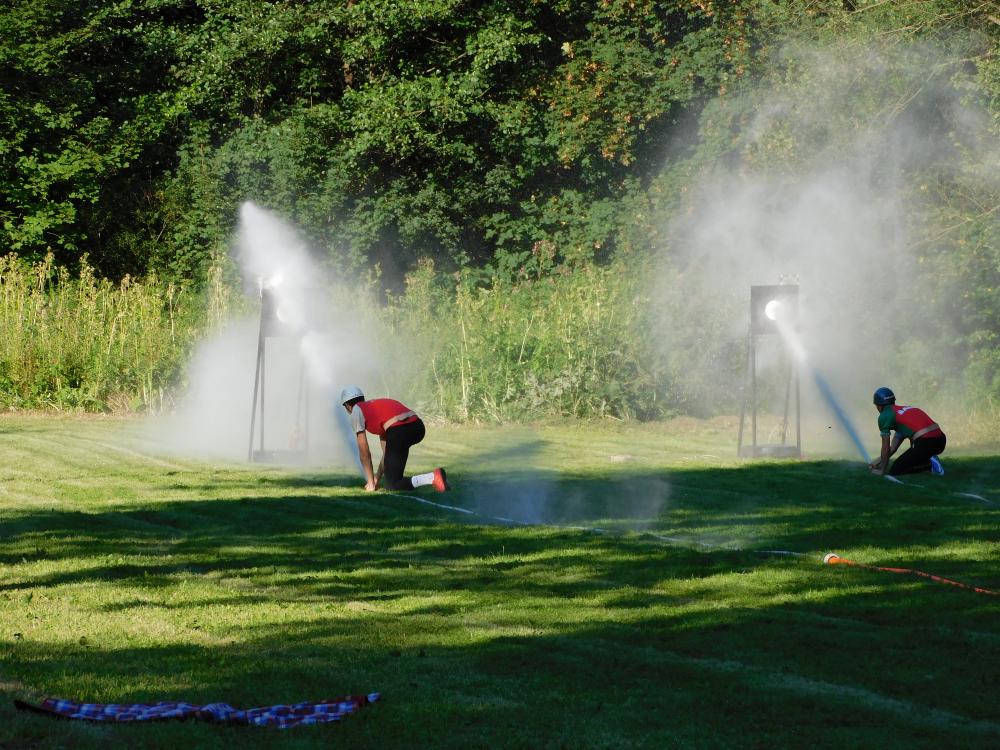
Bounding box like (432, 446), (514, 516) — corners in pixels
(14, 692), (379, 728)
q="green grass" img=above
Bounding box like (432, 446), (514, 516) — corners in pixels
(1, 416), (998, 749)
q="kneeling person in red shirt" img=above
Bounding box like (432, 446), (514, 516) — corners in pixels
(340, 386), (449, 492)
(869, 387), (946, 476)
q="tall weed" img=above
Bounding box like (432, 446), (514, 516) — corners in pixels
(0, 254), (204, 412)
(2, 251), (995, 425)
(387, 250), (666, 421)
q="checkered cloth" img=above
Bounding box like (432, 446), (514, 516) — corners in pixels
(14, 693), (379, 728)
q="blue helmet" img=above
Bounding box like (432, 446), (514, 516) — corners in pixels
(340, 385), (364, 405)
(873, 387), (895, 406)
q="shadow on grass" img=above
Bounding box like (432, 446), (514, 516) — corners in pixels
(3, 457), (998, 585)
(2, 457), (999, 748)
(3, 579), (999, 749)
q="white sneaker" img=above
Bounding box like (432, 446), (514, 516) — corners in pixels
(930, 456), (944, 476)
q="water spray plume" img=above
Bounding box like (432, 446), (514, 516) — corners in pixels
(154, 201), (386, 465)
(772, 313), (870, 464)
(661, 41), (998, 453)
(811, 370), (871, 464)
(261, 272), (284, 290)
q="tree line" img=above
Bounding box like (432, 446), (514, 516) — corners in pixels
(1, 1), (998, 414)
(2, 1), (859, 281)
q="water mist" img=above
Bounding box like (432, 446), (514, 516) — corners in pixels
(153, 202), (386, 469)
(658, 39), (998, 458)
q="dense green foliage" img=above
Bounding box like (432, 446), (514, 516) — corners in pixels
(2, 418), (999, 748)
(1, 1), (998, 416)
(1, 0), (764, 280)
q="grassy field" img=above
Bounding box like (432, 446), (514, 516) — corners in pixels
(1, 415), (998, 749)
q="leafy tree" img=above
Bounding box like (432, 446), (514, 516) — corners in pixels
(2, 0), (763, 280)
(0, 0), (198, 275)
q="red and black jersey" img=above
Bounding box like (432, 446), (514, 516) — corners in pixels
(355, 398), (418, 437)
(878, 404), (943, 439)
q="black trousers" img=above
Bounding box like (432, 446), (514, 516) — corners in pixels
(890, 434), (946, 476)
(382, 419), (425, 490)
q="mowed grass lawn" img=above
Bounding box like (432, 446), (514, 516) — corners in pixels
(1, 415), (998, 749)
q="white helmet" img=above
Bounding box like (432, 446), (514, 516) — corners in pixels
(340, 385), (364, 405)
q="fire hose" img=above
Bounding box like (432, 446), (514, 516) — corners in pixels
(824, 553), (998, 596)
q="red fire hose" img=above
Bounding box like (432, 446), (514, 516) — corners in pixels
(824, 553), (998, 596)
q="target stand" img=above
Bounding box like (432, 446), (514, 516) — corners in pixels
(737, 284), (801, 459)
(247, 288), (310, 463)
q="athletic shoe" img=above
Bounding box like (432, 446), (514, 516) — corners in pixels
(432, 467), (450, 492)
(930, 456), (944, 476)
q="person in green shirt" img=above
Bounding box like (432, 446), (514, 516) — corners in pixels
(869, 387), (946, 476)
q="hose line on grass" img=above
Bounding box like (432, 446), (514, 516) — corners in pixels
(390, 494), (998, 597)
(824, 553), (999, 597)
(390, 492), (804, 557)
